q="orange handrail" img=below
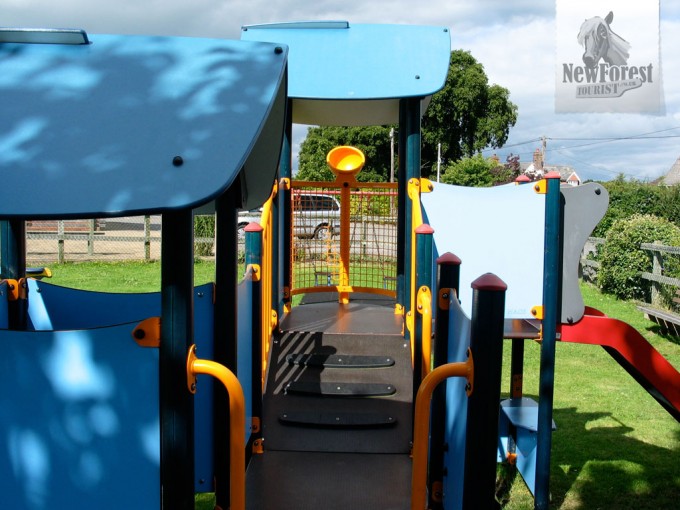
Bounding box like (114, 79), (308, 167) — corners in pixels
(411, 352), (474, 510)
(186, 345), (246, 510)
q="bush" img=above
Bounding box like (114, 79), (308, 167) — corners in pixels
(194, 215), (215, 257)
(598, 214), (680, 303)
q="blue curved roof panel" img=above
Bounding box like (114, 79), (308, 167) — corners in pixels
(242, 22), (450, 125)
(0, 32), (287, 218)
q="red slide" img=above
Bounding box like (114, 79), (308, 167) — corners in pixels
(559, 307), (680, 422)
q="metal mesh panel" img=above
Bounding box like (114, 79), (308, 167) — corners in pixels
(291, 184), (398, 295)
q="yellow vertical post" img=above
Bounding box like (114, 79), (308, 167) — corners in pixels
(326, 146), (366, 305)
(339, 182), (352, 304)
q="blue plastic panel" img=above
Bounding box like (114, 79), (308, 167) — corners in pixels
(442, 295), (471, 510)
(237, 280), (254, 441)
(422, 183), (546, 319)
(0, 34), (287, 217)
(24, 280), (216, 492)
(0, 324), (160, 509)
(242, 22), (450, 125)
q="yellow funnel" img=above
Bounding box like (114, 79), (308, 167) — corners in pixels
(326, 146), (365, 179)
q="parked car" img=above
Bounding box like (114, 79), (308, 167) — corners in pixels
(237, 193), (340, 240)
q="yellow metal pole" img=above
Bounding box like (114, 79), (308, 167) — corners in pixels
(339, 183), (351, 304)
(417, 286), (433, 376)
(187, 345), (246, 510)
(411, 353), (474, 510)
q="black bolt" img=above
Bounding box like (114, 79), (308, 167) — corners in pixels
(274, 46), (283, 54)
(415, 75), (420, 79)
(172, 156), (184, 167)
(134, 329), (146, 340)
(595, 188), (601, 195)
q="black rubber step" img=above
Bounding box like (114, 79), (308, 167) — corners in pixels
(286, 353), (395, 368)
(284, 381), (396, 397)
(279, 411), (397, 427)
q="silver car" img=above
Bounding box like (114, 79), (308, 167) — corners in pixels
(238, 193), (340, 240)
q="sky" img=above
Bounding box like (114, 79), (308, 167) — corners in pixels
(4, 1), (680, 182)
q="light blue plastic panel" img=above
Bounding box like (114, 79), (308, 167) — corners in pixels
(24, 280), (216, 492)
(0, 33), (287, 217)
(242, 22), (450, 126)
(236, 280), (254, 445)
(26, 279), (161, 330)
(0, 324), (160, 509)
(422, 183), (545, 319)
(442, 294), (471, 510)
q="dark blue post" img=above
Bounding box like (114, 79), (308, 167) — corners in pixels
(1, 219), (27, 330)
(245, 222), (264, 433)
(535, 173), (563, 510)
(398, 97), (422, 329)
(280, 103), (293, 313)
(414, 223), (434, 389)
(213, 187), (239, 509)
(160, 209), (195, 510)
(463, 273), (507, 510)
(428, 252), (462, 509)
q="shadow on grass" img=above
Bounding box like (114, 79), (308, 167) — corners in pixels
(549, 407), (680, 509)
(646, 323), (680, 346)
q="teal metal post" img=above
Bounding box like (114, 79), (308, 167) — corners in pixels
(414, 223), (434, 388)
(400, 97), (422, 337)
(463, 273), (507, 510)
(245, 222), (263, 434)
(429, 252), (462, 509)
(535, 174), (563, 510)
(280, 102), (293, 313)
(0, 219), (27, 330)
(213, 187), (239, 509)
(160, 209), (195, 510)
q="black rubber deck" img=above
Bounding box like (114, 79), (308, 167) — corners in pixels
(248, 296), (414, 508)
(245, 451), (412, 510)
(262, 330), (412, 453)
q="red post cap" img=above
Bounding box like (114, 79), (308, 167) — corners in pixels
(437, 252), (462, 266)
(415, 224), (434, 235)
(544, 171), (561, 179)
(471, 273), (507, 292)
(515, 175), (531, 183)
(244, 222), (263, 233)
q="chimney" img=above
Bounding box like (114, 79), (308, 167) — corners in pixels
(533, 149), (543, 170)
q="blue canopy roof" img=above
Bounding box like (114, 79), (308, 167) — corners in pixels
(0, 30), (287, 218)
(242, 21), (450, 126)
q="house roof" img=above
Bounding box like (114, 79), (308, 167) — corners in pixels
(661, 157), (680, 185)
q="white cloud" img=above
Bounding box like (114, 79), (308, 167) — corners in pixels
(3, 1), (678, 181)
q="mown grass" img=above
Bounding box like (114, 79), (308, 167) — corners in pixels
(500, 282), (680, 509)
(40, 263), (680, 508)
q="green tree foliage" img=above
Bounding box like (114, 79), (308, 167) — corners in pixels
(421, 50), (518, 175)
(593, 178), (680, 237)
(440, 154), (518, 187)
(598, 214), (680, 303)
(297, 126), (392, 182)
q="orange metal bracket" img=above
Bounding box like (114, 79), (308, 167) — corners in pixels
(3, 279), (19, 301)
(246, 263), (261, 282)
(131, 317), (161, 347)
(187, 344), (245, 510)
(411, 351), (474, 509)
(531, 305), (544, 320)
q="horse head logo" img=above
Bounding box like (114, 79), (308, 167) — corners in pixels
(577, 11), (630, 68)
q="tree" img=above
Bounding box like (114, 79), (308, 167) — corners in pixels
(421, 51), (518, 175)
(297, 126), (392, 182)
(296, 50), (517, 181)
(440, 154), (497, 187)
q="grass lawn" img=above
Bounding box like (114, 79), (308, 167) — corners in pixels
(501, 283), (680, 509)
(39, 263), (680, 509)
